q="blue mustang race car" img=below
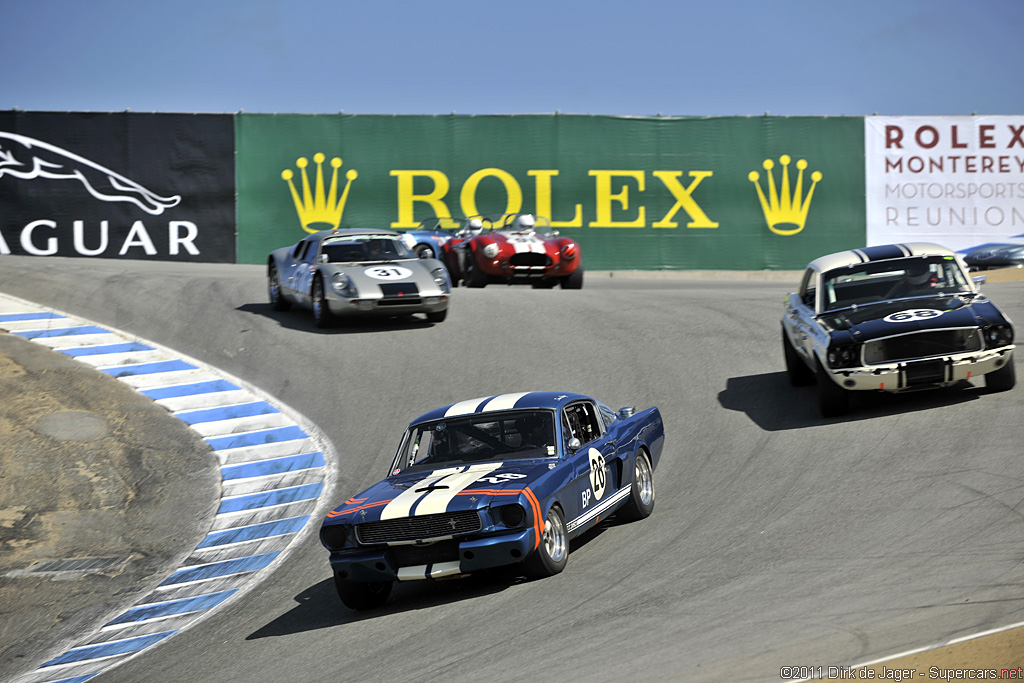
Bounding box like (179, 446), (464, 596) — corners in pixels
(320, 391), (665, 610)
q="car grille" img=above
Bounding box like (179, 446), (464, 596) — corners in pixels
(862, 328), (983, 365)
(391, 540), (459, 567)
(356, 510), (482, 544)
(377, 297), (423, 307)
(509, 253), (551, 267)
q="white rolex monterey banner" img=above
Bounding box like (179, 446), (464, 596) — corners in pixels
(865, 116), (1024, 252)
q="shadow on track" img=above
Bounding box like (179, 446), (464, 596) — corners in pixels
(236, 302), (442, 335)
(246, 524), (617, 640)
(718, 371), (982, 430)
(246, 571), (521, 638)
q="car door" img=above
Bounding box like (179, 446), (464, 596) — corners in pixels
(786, 267), (819, 364)
(560, 400), (620, 533)
(289, 237), (320, 307)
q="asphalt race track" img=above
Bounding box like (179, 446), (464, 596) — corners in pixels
(1, 256), (1023, 682)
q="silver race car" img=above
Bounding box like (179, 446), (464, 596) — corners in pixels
(783, 243), (1016, 417)
(268, 228), (451, 327)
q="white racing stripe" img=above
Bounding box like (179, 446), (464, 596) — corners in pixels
(482, 392), (530, 412)
(412, 463), (502, 515)
(380, 463), (502, 519)
(444, 396), (492, 417)
(379, 468), (459, 520)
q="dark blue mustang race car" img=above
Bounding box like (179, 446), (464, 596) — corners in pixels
(320, 391), (665, 610)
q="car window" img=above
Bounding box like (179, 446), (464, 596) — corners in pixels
(562, 401), (603, 447)
(390, 410), (556, 474)
(798, 268), (816, 308)
(822, 256), (971, 310)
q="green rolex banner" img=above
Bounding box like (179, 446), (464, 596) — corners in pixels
(236, 114), (865, 269)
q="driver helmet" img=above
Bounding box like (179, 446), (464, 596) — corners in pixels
(468, 218), (483, 232)
(906, 262), (932, 286)
(514, 214), (536, 232)
(516, 414), (548, 445)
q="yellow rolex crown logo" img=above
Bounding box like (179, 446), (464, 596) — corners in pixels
(282, 153), (358, 234)
(748, 155), (822, 236)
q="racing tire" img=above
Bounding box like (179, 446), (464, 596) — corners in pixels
(816, 358), (849, 417)
(524, 505), (568, 578)
(312, 276), (337, 329)
(464, 254), (488, 288)
(560, 265), (584, 290)
(268, 264), (290, 311)
(414, 244), (435, 259)
(425, 309), (448, 323)
(783, 328), (814, 386)
(986, 357), (1016, 393)
(618, 449), (655, 522)
(334, 575), (392, 611)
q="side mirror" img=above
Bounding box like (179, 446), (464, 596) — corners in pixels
(567, 437), (581, 452)
(318, 254), (329, 264)
(617, 406), (635, 418)
(972, 275), (987, 288)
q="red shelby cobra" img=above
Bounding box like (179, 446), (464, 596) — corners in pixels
(442, 213), (584, 289)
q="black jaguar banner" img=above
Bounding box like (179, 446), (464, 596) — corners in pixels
(0, 111), (235, 262)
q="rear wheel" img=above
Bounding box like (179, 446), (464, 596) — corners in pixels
(312, 277), (336, 328)
(986, 357), (1016, 392)
(414, 244), (435, 259)
(268, 264), (290, 311)
(464, 254), (487, 288)
(618, 449), (655, 522)
(525, 505), (568, 578)
(334, 575), (392, 611)
(783, 328), (814, 386)
(816, 358), (849, 417)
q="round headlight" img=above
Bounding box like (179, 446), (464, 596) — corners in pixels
(330, 272), (354, 296)
(431, 267), (451, 293)
(498, 504), (527, 528)
(560, 243), (577, 260)
(482, 243), (499, 259)
(321, 524), (349, 550)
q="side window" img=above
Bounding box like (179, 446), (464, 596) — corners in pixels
(293, 240), (309, 261)
(562, 402), (603, 446)
(799, 268), (816, 308)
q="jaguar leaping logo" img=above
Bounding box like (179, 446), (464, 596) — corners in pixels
(0, 131), (181, 215)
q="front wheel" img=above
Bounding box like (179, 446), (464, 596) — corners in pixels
(986, 357), (1016, 392)
(561, 264), (584, 289)
(425, 309), (447, 323)
(524, 505), (568, 578)
(783, 328), (814, 386)
(414, 244), (435, 259)
(816, 359), (849, 417)
(618, 449), (655, 521)
(312, 277), (337, 328)
(334, 575), (392, 611)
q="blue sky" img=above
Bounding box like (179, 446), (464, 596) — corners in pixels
(2, 0), (1022, 117)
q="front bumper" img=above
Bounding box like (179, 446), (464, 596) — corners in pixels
(328, 528), (535, 582)
(326, 293), (448, 317)
(822, 346), (1014, 392)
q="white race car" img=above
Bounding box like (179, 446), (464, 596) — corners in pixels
(782, 243), (1016, 416)
(268, 228), (451, 327)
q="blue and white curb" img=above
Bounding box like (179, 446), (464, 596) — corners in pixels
(0, 293), (334, 683)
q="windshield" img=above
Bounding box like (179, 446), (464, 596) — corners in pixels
(821, 256), (971, 311)
(320, 234), (415, 262)
(390, 410), (556, 474)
